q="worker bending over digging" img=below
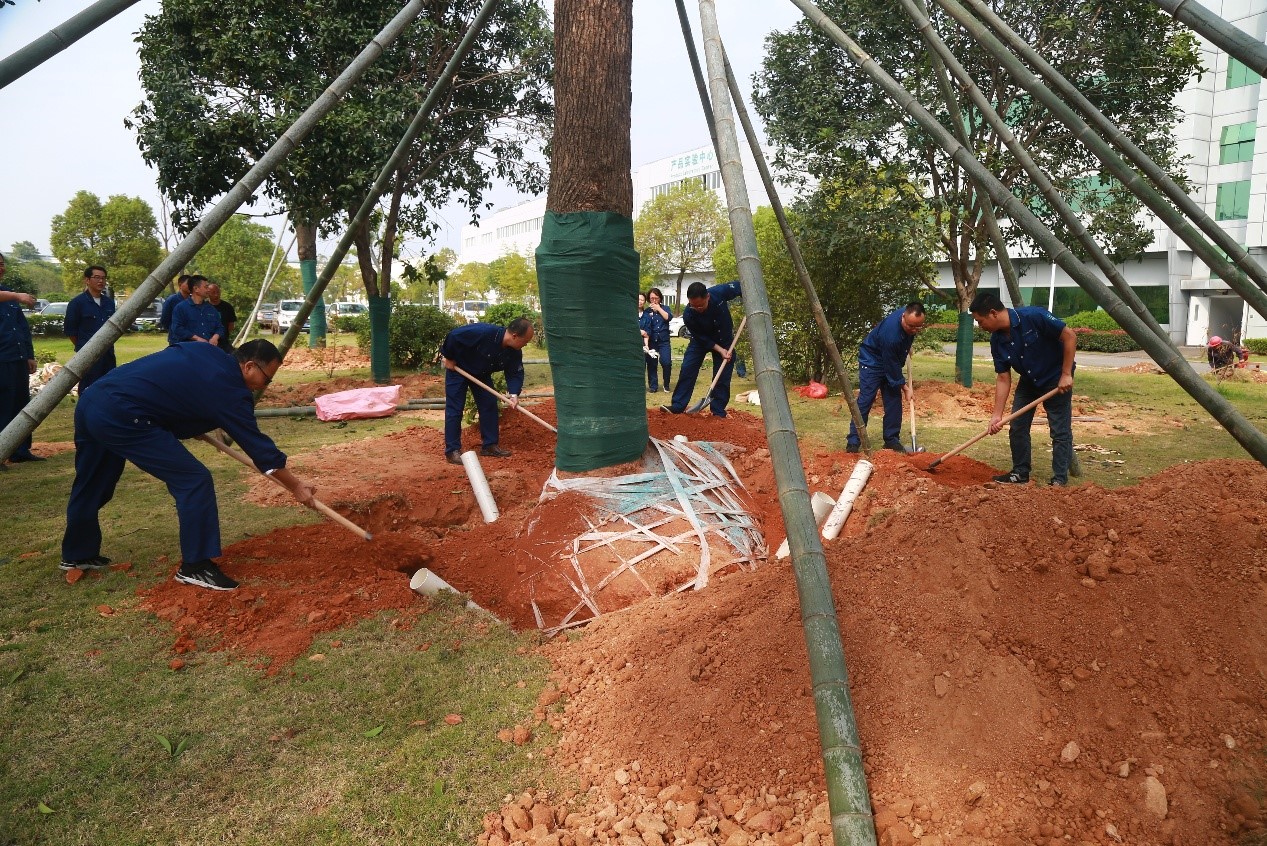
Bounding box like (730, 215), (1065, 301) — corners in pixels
(661, 280), (742, 417)
(441, 317), (534, 466)
(846, 302), (926, 454)
(969, 291), (1077, 487)
(60, 340), (316, 591)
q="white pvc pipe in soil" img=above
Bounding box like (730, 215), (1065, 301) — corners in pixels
(821, 460), (874, 541)
(777, 491), (836, 559)
(410, 568), (500, 621)
(461, 450), (499, 523)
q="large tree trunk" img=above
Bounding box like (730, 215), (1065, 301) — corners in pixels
(352, 217), (391, 384)
(535, 0), (647, 471)
(295, 220), (327, 349)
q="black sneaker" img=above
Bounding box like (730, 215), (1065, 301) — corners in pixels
(174, 560), (238, 591)
(1049, 478), (1067, 487)
(845, 444), (860, 454)
(480, 445), (511, 458)
(991, 472), (1029, 484)
(660, 404), (681, 414)
(59, 555), (112, 572)
(883, 440), (908, 454)
(445, 450), (463, 465)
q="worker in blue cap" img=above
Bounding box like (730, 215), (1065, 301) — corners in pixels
(440, 317), (534, 465)
(60, 339), (315, 590)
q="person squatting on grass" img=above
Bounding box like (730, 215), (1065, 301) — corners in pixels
(969, 291), (1077, 487)
(441, 317), (534, 466)
(63, 265), (117, 394)
(60, 339), (316, 591)
(661, 280), (742, 417)
(846, 302), (927, 455)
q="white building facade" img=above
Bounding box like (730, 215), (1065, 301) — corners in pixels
(456, 143), (789, 304)
(937, 0), (1267, 343)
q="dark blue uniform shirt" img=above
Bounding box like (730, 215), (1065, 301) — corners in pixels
(159, 292), (185, 330)
(639, 304), (674, 345)
(682, 281), (742, 350)
(0, 287), (35, 362)
(441, 323), (526, 395)
(988, 307), (1071, 389)
(170, 299), (226, 346)
(64, 291), (117, 351)
(858, 307), (915, 389)
(86, 342), (286, 471)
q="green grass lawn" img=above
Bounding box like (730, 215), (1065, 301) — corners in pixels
(3, 335), (1265, 844)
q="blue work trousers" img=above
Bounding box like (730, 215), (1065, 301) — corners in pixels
(846, 365), (903, 448)
(0, 360), (33, 458)
(645, 339), (671, 391)
(444, 369), (499, 454)
(62, 394), (221, 563)
(1009, 378), (1073, 484)
(670, 342), (733, 416)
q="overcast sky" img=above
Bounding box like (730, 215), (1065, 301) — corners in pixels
(0, 1), (801, 266)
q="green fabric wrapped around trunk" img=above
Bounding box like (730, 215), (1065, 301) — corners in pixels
(536, 211), (649, 471)
(300, 258), (327, 348)
(368, 296), (391, 384)
(955, 310), (975, 387)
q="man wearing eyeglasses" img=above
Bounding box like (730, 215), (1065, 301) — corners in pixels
(60, 339), (315, 591)
(846, 302), (927, 455)
(64, 265), (117, 394)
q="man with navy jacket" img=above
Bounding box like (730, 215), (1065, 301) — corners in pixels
(440, 317), (534, 465)
(63, 265), (117, 393)
(846, 303), (926, 454)
(661, 280), (742, 417)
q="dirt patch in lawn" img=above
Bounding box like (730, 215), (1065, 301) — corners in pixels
(129, 390), (1267, 845)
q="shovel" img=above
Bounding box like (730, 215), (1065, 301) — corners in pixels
(686, 315), (747, 414)
(925, 387), (1061, 471)
(906, 354), (924, 454)
(452, 365), (558, 434)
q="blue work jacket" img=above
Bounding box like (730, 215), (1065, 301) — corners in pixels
(857, 308), (915, 389)
(0, 287), (35, 363)
(640, 303), (674, 345)
(988, 307), (1073, 389)
(169, 299), (226, 346)
(159, 292), (185, 330)
(64, 291), (117, 351)
(682, 281), (742, 350)
(441, 322), (526, 395)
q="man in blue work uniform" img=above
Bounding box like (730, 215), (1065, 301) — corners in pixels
(60, 339), (316, 590)
(969, 291), (1077, 486)
(661, 280), (742, 417)
(441, 317), (534, 465)
(158, 275), (190, 333)
(63, 265), (117, 394)
(169, 275), (225, 347)
(846, 303), (927, 454)
(0, 252), (42, 466)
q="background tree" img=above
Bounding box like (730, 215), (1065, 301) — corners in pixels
(714, 166), (937, 382)
(49, 190), (162, 295)
(753, 0), (1200, 382)
(5, 241), (63, 298)
(633, 179), (728, 303)
(130, 0), (553, 363)
(184, 214), (287, 316)
(446, 261), (494, 303)
(487, 252), (538, 304)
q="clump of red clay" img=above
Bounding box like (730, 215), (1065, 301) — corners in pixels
(133, 385), (1267, 844)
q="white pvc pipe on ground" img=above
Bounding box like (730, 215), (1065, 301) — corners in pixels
(410, 567), (500, 621)
(776, 491), (836, 559)
(460, 450), (499, 523)
(821, 459), (874, 541)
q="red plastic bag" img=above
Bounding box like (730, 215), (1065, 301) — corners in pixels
(794, 381), (828, 399)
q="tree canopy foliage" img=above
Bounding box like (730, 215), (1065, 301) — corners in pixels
(713, 167), (937, 382)
(129, 0), (553, 295)
(49, 191), (162, 295)
(446, 252), (539, 305)
(633, 179), (728, 302)
(4, 242), (62, 298)
(753, 0), (1201, 309)
(184, 215), (300, 315)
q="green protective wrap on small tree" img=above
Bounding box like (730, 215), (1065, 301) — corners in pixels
(955, 311), (975, 388)
(536, 211), (648, 471)
(368, 296), (391, 384)
(300, 259), (327, 348)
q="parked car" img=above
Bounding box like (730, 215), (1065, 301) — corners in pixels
(331, 301), (368, 319)
(276, 299), (310, 332)
(40, 302), (68, 318)
(256, 303), (279, 332)
(24, 298), (50, 315)
(452, 300), (488, 323)
(125, 298), (163, 331)
(669, 316), (690, 338)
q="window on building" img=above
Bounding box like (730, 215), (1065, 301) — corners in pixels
(1227, 57), (1261, 90)
(496, 216), (543, 240)
(1052, 287), (1098, 318)
(1219, 121), (1257, 164)
(1132, 285), (1170, 324)
(1215, 179), (1252, 220)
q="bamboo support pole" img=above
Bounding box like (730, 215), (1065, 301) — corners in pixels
(196, 435), (372, 540)
(943, 0), (1267, 311)
(783, 0), (1267, 468)
(1152, 0), (1267, 78)
(0, 0), (430, 461)
(697, 4), (877, 844)
(451, 365), (558, 434)
(0, 0), (141, 89)
(896, 0), (1174, 345)
(275, 0), (503, 367)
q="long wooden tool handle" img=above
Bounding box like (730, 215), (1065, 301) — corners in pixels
(929, 387), (1062, 468)
(197, 434), (373, 540)
(907, 354), (917, 444)
(704, 314), (748, 397)
(452, 365), (558, 434)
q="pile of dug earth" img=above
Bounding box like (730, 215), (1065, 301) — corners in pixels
(137, 393), (1266, 845)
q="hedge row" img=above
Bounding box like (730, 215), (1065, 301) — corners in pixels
(923, 324), (1141, 352)
(1245, 338), (1267, 356)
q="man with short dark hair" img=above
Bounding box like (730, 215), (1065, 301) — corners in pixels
(60, 339), (316, 590)
(969, 291), (1077, 486)
(661, 280), (742, 417)
(63, 265), (117, 394)
(441, 317), (534, 465)
(169, 276), (225, 347)
(846, 303), (926, 454)
(159, 275), (190, 332)
(207, 283), (236, 351)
